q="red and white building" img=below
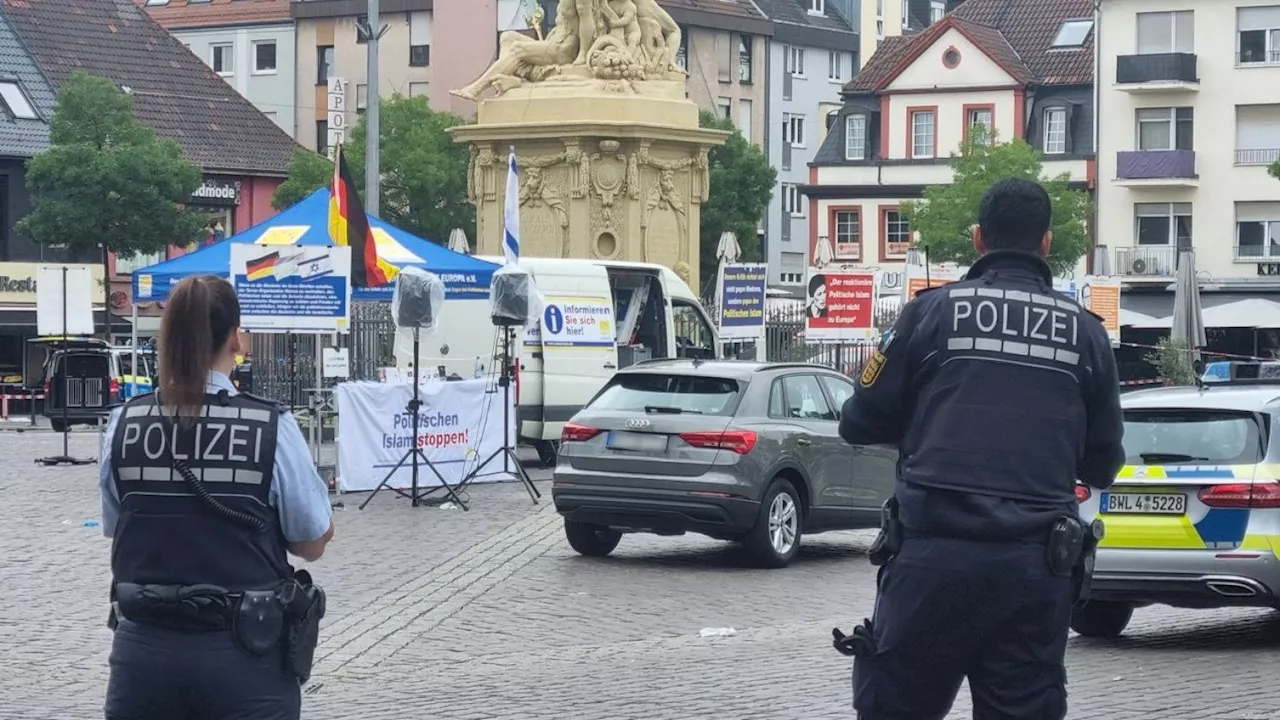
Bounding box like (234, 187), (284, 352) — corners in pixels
(804, 0), (1098, 295)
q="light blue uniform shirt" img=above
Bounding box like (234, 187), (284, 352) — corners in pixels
(99, 371), (334, 544)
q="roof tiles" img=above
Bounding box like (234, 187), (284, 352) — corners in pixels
(845, 0), (1093, 93)
(1, 0), (297, 175)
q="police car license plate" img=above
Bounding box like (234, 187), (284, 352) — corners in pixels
(606, 431), (668, 453)
(1101, 492), (1186, 515)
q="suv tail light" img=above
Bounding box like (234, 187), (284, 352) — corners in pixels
(561, 422), (601, 443)
(679, 430), (758, 455)
(42, 378), (50, 398)
(1074, 484), (1091, 503)
(110, 378), (120, 397)
(1199, 483), (1280, 509)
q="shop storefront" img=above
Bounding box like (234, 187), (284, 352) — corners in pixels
(0, 262), (109, 386)
(110, 174), (284, 330)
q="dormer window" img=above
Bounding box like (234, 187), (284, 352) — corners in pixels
(809, 0), (825, 15)
(0, 81), (37, 120)
(845, 114), (867, 161)
(1052, 19), (1094, 48)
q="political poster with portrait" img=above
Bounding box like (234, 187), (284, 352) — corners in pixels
(805, 267), (878, 342)
(230, 244), (352, 332)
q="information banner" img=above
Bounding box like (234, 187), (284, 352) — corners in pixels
(902, 265), (962, 302)
(718, 263), (767, 340)
(1082, 275), (1122, 347)
(538, 295), (614, 348)
(230, 244), (351, 332)
(805, 267), (877, 342)
(336, 378), (515, 491)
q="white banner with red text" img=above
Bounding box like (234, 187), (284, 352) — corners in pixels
(335, 378), (516, 492)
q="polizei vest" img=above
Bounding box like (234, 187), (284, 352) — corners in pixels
(899, 253), (1102, 506)
(109, 391), (291, 590)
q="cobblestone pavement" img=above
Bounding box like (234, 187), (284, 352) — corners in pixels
(2, 428), (1278, 720)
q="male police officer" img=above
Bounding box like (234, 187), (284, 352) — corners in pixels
(838, 179), (1126, 720)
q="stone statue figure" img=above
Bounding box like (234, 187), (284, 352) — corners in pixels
(452, 0), (684, 101)
(452, 2), (581, 101)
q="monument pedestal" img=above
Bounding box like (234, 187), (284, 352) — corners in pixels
(450, 84), (726, 288)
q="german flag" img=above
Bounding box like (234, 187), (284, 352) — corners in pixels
(328, 143), (398, 287)
(246, 252), (279, 281)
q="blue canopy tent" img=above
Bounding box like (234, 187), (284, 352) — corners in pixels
(131, 188), (497, 303)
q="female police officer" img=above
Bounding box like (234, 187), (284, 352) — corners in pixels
(98, 275), (335, 719)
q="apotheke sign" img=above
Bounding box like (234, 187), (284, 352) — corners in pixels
(189, 178), (242, 207)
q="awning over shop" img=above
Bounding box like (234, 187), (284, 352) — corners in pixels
(1121, 293), (1280, 329)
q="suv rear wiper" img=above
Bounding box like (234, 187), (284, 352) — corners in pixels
(644, 405), (702, 415)
(1138, 452), (1211, 464)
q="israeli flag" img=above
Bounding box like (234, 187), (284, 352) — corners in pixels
(503, 149), (519, 266)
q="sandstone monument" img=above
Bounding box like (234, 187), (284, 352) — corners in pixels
(449, 0), (728, 287)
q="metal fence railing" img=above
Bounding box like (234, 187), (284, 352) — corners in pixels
(251, 301), (898, 411)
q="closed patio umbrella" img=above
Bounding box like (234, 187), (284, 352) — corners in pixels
(1170, 247), (1206, 360)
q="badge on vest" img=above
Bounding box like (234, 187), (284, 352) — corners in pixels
(860, 351), (887, 387)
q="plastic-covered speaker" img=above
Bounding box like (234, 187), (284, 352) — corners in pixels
(490, 268), (532, 327)
(391, 267), (445, 332)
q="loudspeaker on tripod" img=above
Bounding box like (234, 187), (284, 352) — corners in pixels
(392, 267), (446, 330)
(490, 267), (532, 327)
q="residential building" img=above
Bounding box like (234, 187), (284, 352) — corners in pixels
(0, 0), (298, 340)
(805, 0), (1096, 298)
(1097, 1), (1280, 300)
(850, 0), (965, 69)
(754, 0), (859, 285)
(293, 0), (500, 156)
(140, 0), (296, 137)
(663, 0), (771, 148)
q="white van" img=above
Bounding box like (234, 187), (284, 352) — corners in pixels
(401, 257), (721, 465)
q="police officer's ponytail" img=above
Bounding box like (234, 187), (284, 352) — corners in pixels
(158, 275), (241, 423)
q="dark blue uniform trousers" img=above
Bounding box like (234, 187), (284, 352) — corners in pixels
(105, 620), (301, 720)
(853, 536), (1074, 720)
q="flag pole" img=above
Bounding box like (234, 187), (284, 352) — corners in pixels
(365, 0), (380, 218)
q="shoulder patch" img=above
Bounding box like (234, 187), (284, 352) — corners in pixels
(859, 351), (887, 388)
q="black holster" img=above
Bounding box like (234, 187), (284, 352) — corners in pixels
(1047, 515), (1105, 606)
(278, 569), (326, 684)
(867, 496), (902, 567)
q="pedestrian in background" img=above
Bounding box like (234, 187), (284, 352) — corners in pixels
(837, 179), (1125, 720)
(99, 275), (334, 720)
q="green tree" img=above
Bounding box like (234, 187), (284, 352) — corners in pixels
(1145, 337), (1197, 386)
(273, 94), (473, 243)
(698, 111), (777, 291)
(18, 71), (203, 315)
(899, 133), (1092, 276)
(1269, 157), (1280, 182)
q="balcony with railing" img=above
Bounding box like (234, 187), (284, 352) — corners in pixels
(1238, 49), (1280, 67)
(1115, 149), (1198, 187)
(1235, 244), (1280, 262)
(1236, 148), (1280, 166)
(1116, 246), (1179, 278)
(1115, 53), (1199, 92)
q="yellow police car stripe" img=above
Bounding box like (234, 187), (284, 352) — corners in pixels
(1099, 513), (1206, 549)
(1100, 464), (1280, 555)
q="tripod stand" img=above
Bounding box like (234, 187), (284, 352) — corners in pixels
(460, 326), (540, 504)
(359, 327), (469, 511)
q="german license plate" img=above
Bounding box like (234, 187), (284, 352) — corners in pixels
(1101, 492), (1186, 515)
(606, 431), (668, 453)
